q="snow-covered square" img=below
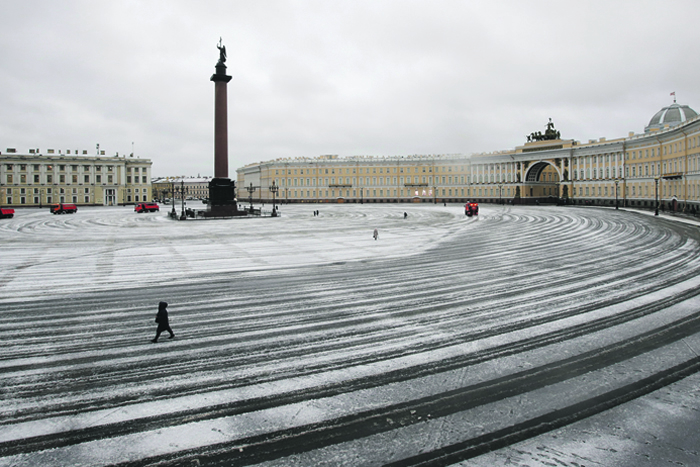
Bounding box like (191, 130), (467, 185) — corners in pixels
(1, 203), (700, 466)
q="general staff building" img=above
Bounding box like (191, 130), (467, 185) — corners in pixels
(237, 101), (700, 213)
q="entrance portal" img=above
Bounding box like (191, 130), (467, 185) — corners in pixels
(105, 189), (116, 206)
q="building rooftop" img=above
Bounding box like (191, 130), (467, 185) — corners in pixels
(645, 101), (698, 132)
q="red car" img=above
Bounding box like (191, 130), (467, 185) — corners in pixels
(0, 208), (14, 219)
(465, 202), (479, 217)
(50, 203), (78, 214)
(135, 202), (160, 213)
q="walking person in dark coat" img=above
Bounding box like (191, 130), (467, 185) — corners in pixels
(152, 301), (175, 343)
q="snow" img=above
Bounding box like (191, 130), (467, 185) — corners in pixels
(0, 203), (460, 299)
(1, 203), (700, 466)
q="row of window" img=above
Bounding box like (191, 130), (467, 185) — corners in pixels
(572, 154), (623, 165)
(126, 176), (148, 183)
(276, 175), (477, 187)
(274, 165), (467, 176)
(276, 173), (570, 186)
(5, 187), (146, 195)
(573, 156), (700, 180)
(575, 181), (700, 199)
(7, 196), (90, 205)
(269, 186), (520, 199)
(3, 163), (121, 172)
(3, 163), (147, 173)
(4, 174), (148, 184)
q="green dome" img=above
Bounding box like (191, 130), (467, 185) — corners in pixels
(645, 102), (697, 132)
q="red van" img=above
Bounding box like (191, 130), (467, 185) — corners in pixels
(0, 208), (14, 218)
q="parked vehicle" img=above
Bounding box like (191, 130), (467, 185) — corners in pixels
(135, 202), (160, 213)
(0, 208), (15, 219)
(50, 203), (78, 214)
(465, 201), (479, 217)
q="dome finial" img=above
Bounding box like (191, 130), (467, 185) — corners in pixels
(671, 91), (676, 104)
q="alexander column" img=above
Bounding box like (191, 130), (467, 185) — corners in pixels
(207, 38), (239, 216)
(212, 38), (231, 178)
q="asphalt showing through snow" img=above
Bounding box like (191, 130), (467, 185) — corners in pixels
(1, 204), (699, 466)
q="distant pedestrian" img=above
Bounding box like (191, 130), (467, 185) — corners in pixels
(373, 228), (378, 240)
(152, 301), (175, 343)
(403, 212), (407, 219)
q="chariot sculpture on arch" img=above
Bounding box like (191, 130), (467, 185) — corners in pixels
(527, 118), (561, 143)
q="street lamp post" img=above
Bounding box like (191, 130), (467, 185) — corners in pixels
(176, 180), (188, 220)
(360, 187), (363, 204)
(269, 181), (279, 216)
(498, 184), (503, 205)
(170, 182), (177, 218)
(246, 182), (255, 213)
(614, 179), (619, 210)
(655, 177), (659, 216)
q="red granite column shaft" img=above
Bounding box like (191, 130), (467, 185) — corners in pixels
(213, 81), (229, 179)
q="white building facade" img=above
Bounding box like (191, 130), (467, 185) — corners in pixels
(1, 147), (153, 207)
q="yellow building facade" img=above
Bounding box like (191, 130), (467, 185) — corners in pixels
(0, 148), (153, 207)
(238, 154), (473, 204)
(236, 102), (700, 213)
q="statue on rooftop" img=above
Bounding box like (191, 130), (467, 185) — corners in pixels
(527, 118), (561, 142)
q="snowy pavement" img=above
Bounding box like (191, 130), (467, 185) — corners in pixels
(1, 203), (699, 466)
(464, 370), (700, 467)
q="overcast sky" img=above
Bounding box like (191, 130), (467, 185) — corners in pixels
(1, 1), (699, 177)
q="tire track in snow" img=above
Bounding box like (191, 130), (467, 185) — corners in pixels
(0, 206), (699, 466)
